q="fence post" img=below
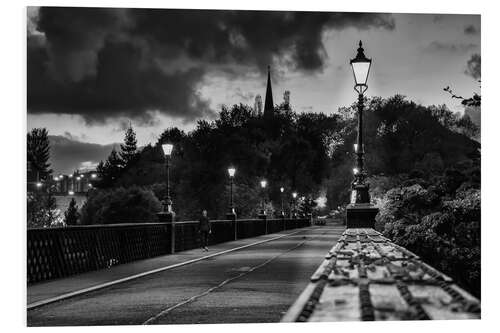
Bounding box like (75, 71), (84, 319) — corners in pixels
(157, 212), (175, 254)
(258, 214), (267, 234)
(227, 213), (237, 240)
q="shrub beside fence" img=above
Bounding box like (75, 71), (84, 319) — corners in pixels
(27, 217), (310, 284)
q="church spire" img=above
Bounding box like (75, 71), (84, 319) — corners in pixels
(263, 65), (274, 117)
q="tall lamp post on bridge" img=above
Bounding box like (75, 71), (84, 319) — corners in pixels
(227, 166), (237, 220)
(346, 41), (379, 228)
(279, 187), (285, 218)
(291, 191), (298, 219)
(158, 143), (175, 222)
(259, 179), (267, 219)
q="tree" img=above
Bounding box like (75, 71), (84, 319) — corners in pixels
(27, 185), (59, 228)
(64, 198), (80, 225)
(96, 148), (123, 188)
(120, 124), (138, 167)
(27, 128), (52, 184)
(80, 186), (162, 225)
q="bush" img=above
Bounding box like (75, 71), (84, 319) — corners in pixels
(375, 162), (480, 297)
(80, 186), (162, 225)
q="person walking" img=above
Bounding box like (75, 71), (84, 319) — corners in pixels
(198, 210), (211, 251)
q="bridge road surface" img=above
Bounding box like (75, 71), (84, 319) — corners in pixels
(28, 221), (345, 326)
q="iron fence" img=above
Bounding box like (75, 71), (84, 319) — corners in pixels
(27, 217), (310, 284)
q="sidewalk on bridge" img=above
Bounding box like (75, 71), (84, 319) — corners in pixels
(28, 227), (324, 306)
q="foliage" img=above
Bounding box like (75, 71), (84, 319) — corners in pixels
(96, 148), (123, 188)
(119, 125), (138, 167)
(27, 128), (52, 184)
(27, 186), (60, 228)
(80, 186), (162, 225)
(375, 160), (480, 297)
(110, 101), (341, 219)
(64, 197), (80, 225)
(326, 95), (480, 209)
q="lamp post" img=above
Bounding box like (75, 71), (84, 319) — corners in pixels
(292, 191), (298, 219)
(259, 179), (267, 218)
(159, 143), (175, 222)
(346, 41), (379, 228)
(227, 166), (237, 219)
(279, 187), (285, 218)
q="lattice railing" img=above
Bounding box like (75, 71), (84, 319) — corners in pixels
(28, 217), (310, 284)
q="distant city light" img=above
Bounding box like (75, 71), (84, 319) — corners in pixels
(91, 173), (97, 179)
(292, 192), (298, 199)
(69, 174), (73, 178)
(68, 191), (75, 195)
(353, 168), (359, 175)
(354, 144), (358, 152)
(260, 180), (267, 188)
(280, 187), (284, 193)
(36, 182), (42, 188)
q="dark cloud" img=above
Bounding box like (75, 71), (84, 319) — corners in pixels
(49, 135), (119, 174)
(464, 25), (479, 35)
(424, 41), (478, 54)
(28, 7), (395, 123)
(465, 54), (481, 80)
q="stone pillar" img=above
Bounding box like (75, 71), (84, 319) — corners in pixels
(345, 203), (378, 228)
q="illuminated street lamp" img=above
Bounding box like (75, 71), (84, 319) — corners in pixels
(227, 166), (236, 219)
(279, 187), (285, 217)
(346, 40), (379, 228)
(291, 192), (298, 218)
(259, 179), (267, 217)
(349, 40), (372, 204)
(160, 143), (175, 220)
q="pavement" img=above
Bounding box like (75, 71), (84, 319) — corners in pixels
(27, 220), (345, 326)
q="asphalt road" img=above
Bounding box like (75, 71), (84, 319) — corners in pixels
(28, 222), (344, 326)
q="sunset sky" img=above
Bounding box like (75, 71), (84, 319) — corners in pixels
(27, 7), (480, 173)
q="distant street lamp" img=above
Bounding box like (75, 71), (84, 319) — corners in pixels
(346, 40), (379, 228)
(292, 191), (298, 218)
(349, 40), (372, 204)
(161, 143), (175, 220)
(227, 166), (236, 219)
(259, 179), (267, 217)
(280, 187), (285, 217)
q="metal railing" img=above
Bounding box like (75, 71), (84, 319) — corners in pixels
(27, 217), (310, 284)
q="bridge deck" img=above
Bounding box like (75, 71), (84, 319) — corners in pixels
(28, 222), (345, 326)
(282, 228), (480, 322)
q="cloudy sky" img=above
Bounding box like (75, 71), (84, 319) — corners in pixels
(27, 7), (480, 174)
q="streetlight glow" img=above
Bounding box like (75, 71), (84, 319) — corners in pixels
(228, 166), (236, 178)
(91, 173), (97, 179)
(260, 180), (267, 188)
(36, 182), (42, 188)
(161, 143), (174, 157)
(353, 168), (359, 175)
(280, 187), (284, 193)
(68, 191), (74, 195)
(354, 143), (358, 152)
(292, 192), (297, 199)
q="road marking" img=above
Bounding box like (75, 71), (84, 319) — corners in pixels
(27, 228), (318, 310)
(142, 232), (325, 325)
